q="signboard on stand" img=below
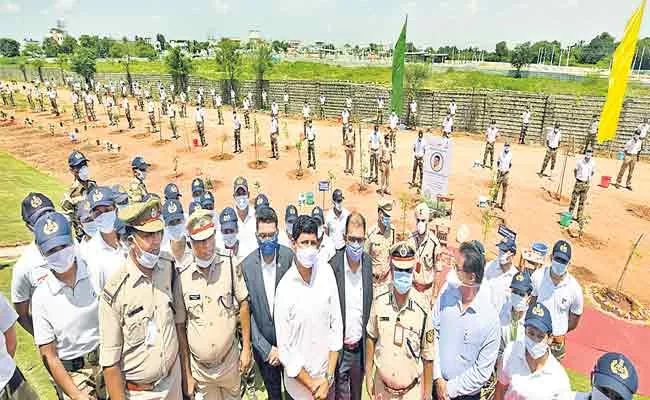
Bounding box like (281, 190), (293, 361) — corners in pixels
(422, 136), (453, 197)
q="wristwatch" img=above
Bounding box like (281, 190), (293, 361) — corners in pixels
(326, 372), (334, 387)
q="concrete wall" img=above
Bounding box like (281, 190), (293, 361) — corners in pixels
(1, 66), (647, 154)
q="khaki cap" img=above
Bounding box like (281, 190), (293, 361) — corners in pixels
(118, 197), (163, 233)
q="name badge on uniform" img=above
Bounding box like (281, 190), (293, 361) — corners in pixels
(145, 319), (157, 346)
(189, 294), (201, 301)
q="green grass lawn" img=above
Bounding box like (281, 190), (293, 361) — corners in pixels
(0, 152), (66, 246)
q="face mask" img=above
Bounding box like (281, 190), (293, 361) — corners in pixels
(195, 251), (216, 269)
(393, 270), (413, 294)
(590, 387), (610, 400)
(95, 210), (116, 234)
(382, 215), (391, 229)
(235, 195), (248, 210)
(258, 235), (278, 257)
(296, 247), (319, 269)
(498, 250), (511, 265)
(525, 335), (548, 359)
(285, 223), (293, 237)
(346, 242), (363, 262)
(585, 155), (592, 161)
(334, 202), (342, 211)
(416, 221), (427, 235)
(222, 233), (237, 248)
(77, 165), (90, 181)
(510, 293), (528, 311)
(136, 170), (147, 181)
(166, 223), (185, 241)
(132, 238), (159, 269)
(317, 226), (324, 240)
(192, 195), (201, 203)
(82, 221), (98, 237)
(551, 260), (568, 276)
(46, 245), (76, 274)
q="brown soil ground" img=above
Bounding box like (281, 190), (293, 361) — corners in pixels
(2, 90), (650, 305)
(626, 203), (650, 222)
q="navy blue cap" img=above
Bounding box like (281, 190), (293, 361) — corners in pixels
(510, 271), (532, 293)
(68, 150), (89, 168)
(219, 207), (238, 231)
(552, 240), (572, 263)
(524, 303), (552, 334)
(593, 353), (638, 400)
(497, 238), (517, 253)
(188, 201), (202, 216)
(131, 156), (150, 171)
(311, 206), (324, 225)
(162, 199), (184, 224)
(21, 192), (55, 227)
(285, 204), (298, 223)
(332, 189), (344, 202)
(34, 212), (73, 255)
(199, 191), (215, 210)
(164, 183), (181, 200)
(87, 187), (114, 210)
(254, 194), (269, 212)
(191, 178), (205, 196)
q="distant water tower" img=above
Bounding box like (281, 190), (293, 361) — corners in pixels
(56, 18), (66, 30)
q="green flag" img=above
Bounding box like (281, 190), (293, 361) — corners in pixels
(391, 16), (407, 118)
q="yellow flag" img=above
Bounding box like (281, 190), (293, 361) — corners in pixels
(598, 0), (646, 144)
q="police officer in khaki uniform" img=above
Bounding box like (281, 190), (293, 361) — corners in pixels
(379, 134), (392, 195)
(99, 197), (181, 400)
(127, 157), (150, 203)
(174, 210), (252, 400)
(365, 198), (395, 288)
(344, 122), (355, 175)
(61, 151), (97, 242)
(409, 203), (442, 303)
(365, 242), (435, 400)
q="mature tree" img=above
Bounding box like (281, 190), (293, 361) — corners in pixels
(18, 59), (27, 81)
(109, 42), (135, 92)
(21, 43), (42, 58)
(133, 41), (157, 60)
(60, 35), (78, 54)
(30, 58), (45, 82)
(215, 38), (242, 94)
(42, 37), (60, 57)
(580, 32), (615, 64)
(271, 40), (288, 53)
(404, 63), (430, 101)
(165, 47), (193, 95)
(96, 37), (115, 58)
(0, 38), (20, 57)
(495, 41), (509, 61)
(252, 42), (273, 108)
(70, 47), (97, 87)
(156, 33), (167, 51)
(56, 54), (69, 84)
(78, 34), (98, 50)
(510, 42), (532, 77)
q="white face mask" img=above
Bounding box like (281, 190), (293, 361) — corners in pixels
(499, 250), (511, 265)
(136, 170), (147, 181)
(46, 245), (76, 274)
(222, 233), (238, 248)
(95, 210), (116, 234)
(82, 221), (98, 237)
(195, 251), (216, 269)
(77, 165), (90, 181)
(132, 238), (159, 269)
(334, 202), (342, 211)
(166, 223), (185, 241)
(296, 246), (319, 269)
(551, 260), (568, 276)
(235, 195), (248, 210)
(525, 335), (548, 359)
(510, 293), (528, 311)
(590, 387), (610, 400)
(416, 221), (427, 235)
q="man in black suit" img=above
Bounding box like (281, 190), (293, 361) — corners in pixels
(240, 206), (294, 400)
(329, 211), (373, 400)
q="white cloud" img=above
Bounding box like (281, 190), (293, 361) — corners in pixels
(54, 0), (79, 13)
(0, 2), (20, 14)
(213, 0), (229, 14)
(466, 0), (479, 14)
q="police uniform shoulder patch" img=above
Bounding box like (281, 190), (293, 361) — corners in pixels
(102, 266), (129, 306)
(426, 330), (434, 343)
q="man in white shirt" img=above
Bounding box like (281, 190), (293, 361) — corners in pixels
(485, 238), (518, 313)
(271, 101), (279, 119)
(306, 120), (317, 169)
(341, 109), (350, 143)
(519, 106), (531, 144)
(448, 100), (457, 117)
(195, 104), (207, 146)
(442, 114), (454, 137)
(84, 91), (97, 121)
(410, 130), (426, 189)
(233, 110), (243, 153)
(616, 132), (642, 190)
(274, 215), (343, 400)
(231, 88), (237, 107)
(311, 207), (336, 264)
(47, 87), (60, 116)
(376, 96), (384, 124)
(583, 114), (599, 154)
(270, 117), (280, 160)
(167, 99), (179, 139)
(324, 189), (350, 251)
(215, 93), (224, 124)
(71, 91), (82, 121)
(483, 120), (499, 169)
(569, 148), (596, 223)
(232, 176), (257, 247)
(262, 89), (268, 109)
(408, 98), (417, 130)
(180, 91), (188, 118)
(302, 101), (311, 132)
(368, 125), (381, 184)
(319, 95), (326, 119)
(105, 95), (117, 126)
(531, 240), (583, 361)
(243, 97), (251, 129)
(283, 92), (289, 116)
(147, 98), (157, 130)
(493, 142), (513, 211)
(539, 122), (562, 177)
(637, 117), (649, 139)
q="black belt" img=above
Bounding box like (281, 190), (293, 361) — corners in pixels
(576, 179), (588, 183)
(62, 347), (99, 372)
(548, 147), (558, 151)
(343, 340), (361, 353)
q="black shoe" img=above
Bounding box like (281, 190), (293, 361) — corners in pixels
(626, 185), (633, 191)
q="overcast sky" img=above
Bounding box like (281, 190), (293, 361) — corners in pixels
(1, 0), (650, 50)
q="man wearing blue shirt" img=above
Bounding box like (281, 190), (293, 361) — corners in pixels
(432, 241), (500, 400)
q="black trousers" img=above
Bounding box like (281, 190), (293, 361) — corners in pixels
(335, 347), (363, 400)
(253, 350), (283, 400)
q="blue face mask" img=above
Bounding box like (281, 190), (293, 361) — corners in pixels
(551, 260), (568, 276)
(346, 242), (363, 262)
(382, 215), (391, 229)
(393, 270), (413, 294)
(258, 235), (279, 257)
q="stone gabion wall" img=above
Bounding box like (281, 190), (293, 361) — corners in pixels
(1, 66), (648, 154)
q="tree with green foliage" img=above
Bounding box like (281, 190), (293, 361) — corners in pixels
(21, 43), (42, 58)
(165, 47), (193, 95)
(30, 58), (45, 82)
(271, 40), (288, 53)
(404, 63), (430, 102)
(0, 38), (20, 57)
(215, 38), (242, 95)
(133, 41), (157, 60)
(495, 41), (509, 61)
(580, 32), (615, 65)
(60, 35), (78, 54)
(56, 54), (68, 84)
(96, 37), (114, 58)
(511, 42), (532, 77)
(17, 59), (27, 81)
(42, 37), (60, 57)
(156, 34), (167, 51)
(252, 42), (273, 108)
(70, 47), (97, 87)
(78, 35), (98, 50)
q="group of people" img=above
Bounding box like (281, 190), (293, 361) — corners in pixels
(0, 141), (643, 400)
